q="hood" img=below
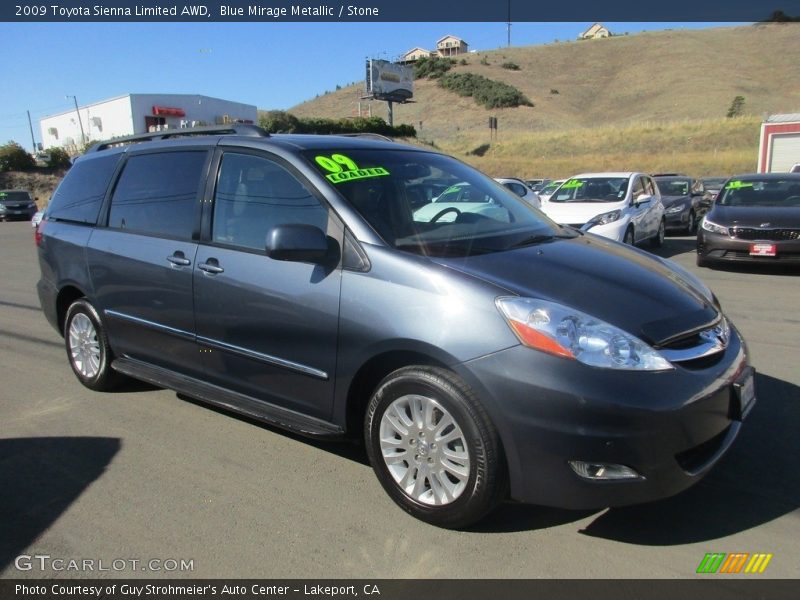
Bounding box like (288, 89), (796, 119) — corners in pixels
(708, 205), (800, 228)
(542, 201), (624, 225)
(431, 235), (718, 346)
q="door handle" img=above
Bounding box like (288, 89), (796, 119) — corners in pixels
(199, 259), (224, 274)
(167, 252), (191, 266)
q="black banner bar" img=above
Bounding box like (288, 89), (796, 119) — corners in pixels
(2, 580), (800, 600)
(3, 1), (800, 22)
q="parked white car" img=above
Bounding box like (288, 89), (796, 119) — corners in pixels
(538, 179), (565, 202)
(494, 177), (541, 208)
(540, 172), (665, 246)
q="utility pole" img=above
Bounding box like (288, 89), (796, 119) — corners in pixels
(66, 95), (86, 145)
(507, 0), (512, 47)
(26, 110), (37, 152)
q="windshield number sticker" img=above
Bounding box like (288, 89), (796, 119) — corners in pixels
(561, 179), (583, 189)
(315, 154), (390, 184)
(725, 180), (754, 190)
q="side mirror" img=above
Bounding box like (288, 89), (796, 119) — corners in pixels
(634, 193), (651, 205)
(266, 224), (328, 263)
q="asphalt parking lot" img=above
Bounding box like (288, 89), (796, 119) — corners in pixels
(1, 220), (798, 579)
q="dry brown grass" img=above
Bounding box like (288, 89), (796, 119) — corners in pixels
(444, 117), (762, 178)
(290, 23), (800, 153)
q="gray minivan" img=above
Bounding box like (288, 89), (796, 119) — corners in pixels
(37, 126), (754, 528)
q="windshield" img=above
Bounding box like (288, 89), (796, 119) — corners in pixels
(540, 180), (564, 196)
(655, 178), (691, 196)
(702, 178), (726, 189)
(717, 178), (800, 207)
(304, 149), (567, 257)
(0, 191), (32, 204)
(549, 177), (629, 203)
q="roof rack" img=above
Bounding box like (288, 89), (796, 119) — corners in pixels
(88, 124), (269, 153)
(336, 133), (393, 142)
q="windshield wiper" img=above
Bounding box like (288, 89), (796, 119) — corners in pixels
(510, 232), (577, 249)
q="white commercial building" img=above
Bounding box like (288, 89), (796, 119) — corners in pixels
(40, 93), (258, 154)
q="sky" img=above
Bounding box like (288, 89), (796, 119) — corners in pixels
(0, 21), (745, 150)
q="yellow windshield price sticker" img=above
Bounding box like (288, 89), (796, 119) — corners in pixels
(315, 154), (390, 184)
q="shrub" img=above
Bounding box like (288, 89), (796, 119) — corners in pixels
(467, 143), (491, 156)
(726, 96), (745, 118)
(438, 73), (534, 109)
(480, 56), (490, 66)
(459, 59), (468, 66)
(0, 141), (35, 172)
(45, 147), (72, 169)
(501, 62), (520, 71)
(413, 56), (456, 79)
(550, 89), (560, 95)
(259, 111), (416, 138)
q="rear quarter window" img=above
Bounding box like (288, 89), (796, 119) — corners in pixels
(46, 154), (121, 224)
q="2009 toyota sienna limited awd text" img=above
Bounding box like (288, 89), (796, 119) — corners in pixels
(36, 125), (755, 528)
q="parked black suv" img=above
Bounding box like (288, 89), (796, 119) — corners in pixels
(37, 126), (753, 528)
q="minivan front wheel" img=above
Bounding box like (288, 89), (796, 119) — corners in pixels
(365, 366), (506, 528)
(64, 299), (121, 391)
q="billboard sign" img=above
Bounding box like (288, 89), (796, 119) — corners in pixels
(366, 59), (414, 102)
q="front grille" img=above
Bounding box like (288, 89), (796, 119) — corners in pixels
(722, 250), (800, 262)
(731, 227), (800, 241)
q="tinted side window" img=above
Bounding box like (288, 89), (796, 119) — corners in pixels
(46, 154), (120, 224)
(108, 151), (206, 240)
(504, 182), (528, 197)
(212, 152), (327, 251)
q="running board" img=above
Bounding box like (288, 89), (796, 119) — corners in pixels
(111, 357), (345, 438)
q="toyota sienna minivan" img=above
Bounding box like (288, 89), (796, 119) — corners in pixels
(37, 125), (754, 528)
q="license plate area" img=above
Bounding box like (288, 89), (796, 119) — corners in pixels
(730, 366), (756, 420)
(749, 242), (776, 257)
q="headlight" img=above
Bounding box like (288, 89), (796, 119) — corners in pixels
(584, 209), (621, 229)
(665, 204), (685, 214)
(0, 205), (6, 212)
(496, 297), (673, 371)
(701, 217), (729, 236)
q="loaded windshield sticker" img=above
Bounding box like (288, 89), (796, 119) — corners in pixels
(561, 179), (583, 189)
(315, 154), (390, 184)
(725, 180), (754, 190)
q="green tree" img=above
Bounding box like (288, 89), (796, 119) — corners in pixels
(0, 141), (35, 172)
(726, 96), (746, 118)
(45, 147), (72, 169)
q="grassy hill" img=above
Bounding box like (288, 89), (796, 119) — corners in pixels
(288, 24), (800, 177)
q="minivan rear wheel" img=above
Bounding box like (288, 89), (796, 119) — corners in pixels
(365, 366), (506, 529)
(64, 299), (122, 391)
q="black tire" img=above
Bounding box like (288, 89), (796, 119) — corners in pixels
(696, 253), (711, 268)
(364, 366), (507, 529)
(650, 219), (665, 248)
(623, 226), (635, 246)
(64, 298), (123, 391)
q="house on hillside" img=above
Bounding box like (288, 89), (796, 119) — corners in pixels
(579, 23), (612, 39)
(436, 35), (469, 57)
(401, 47), (434, 63)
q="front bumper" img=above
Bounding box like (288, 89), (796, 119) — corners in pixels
(456, 328), (751, 509)
(697, 229), (800, 264)
(0, 207), (37, 220)
(665, 207), (690, 230)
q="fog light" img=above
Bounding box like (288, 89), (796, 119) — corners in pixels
(568, 461), (643, 481)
